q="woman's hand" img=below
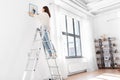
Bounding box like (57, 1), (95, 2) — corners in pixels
(28, 12), (34, 17)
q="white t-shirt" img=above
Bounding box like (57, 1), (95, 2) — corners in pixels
(35, 12), (50, 30)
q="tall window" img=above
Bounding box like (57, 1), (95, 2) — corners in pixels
(62, 15), (82, 58)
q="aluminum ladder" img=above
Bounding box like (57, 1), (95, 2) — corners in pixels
(23, 28), (62, 80)
(37, 28), (62, 80)
(22, 28), (42, 80)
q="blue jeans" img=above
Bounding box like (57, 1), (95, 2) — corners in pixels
(42, 30), (56, 56)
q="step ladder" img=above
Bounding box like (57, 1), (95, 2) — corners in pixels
(22, 28), (42, 80)
(23, 28), (62, 80)
(38, 28), (62, 80)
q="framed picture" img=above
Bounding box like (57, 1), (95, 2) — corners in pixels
(29, 3), (38, 17)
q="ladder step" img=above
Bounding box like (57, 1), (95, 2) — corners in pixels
(49, 66), (58, 68)
(46, 56), (57, 59)
(51, 75), (60, 76)
(28, 58), (39, 60)
(46, 58), (57, 59)
(25, 69), (35, 71)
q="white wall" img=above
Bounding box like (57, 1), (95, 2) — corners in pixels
(54, 1), (98, 79)
(0, 0), (33, 80)
(80, 17), (98, 72)
(93, 9), (120, 50)
(0, 0), (55, 80)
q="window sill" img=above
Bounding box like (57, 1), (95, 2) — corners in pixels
(65, 56), (83, 59)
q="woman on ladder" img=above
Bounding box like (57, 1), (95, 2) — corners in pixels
(29, 6), (57, 59)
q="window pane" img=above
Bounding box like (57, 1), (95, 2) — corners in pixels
(76, 38), (82, 56)
(68, 36), (75, 56)
(62, 35), (68, 56)
(67, 17), (73, 34)
(74, 20), (80, 35)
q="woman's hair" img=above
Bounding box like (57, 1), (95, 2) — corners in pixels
(43, 6), (51, 17)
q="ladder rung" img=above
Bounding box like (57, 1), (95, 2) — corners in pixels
(25, 69), (35, 71)
(51, 76), (61, 80)
(51, 75), (61, 76)
(46, 57), (57, 59)
(28, 58), (38, 60)
(49, 66), (58, 68)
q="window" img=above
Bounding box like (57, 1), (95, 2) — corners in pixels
(62, 15), (82, 58)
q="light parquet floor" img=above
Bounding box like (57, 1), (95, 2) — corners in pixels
(65, 69), (120, 80)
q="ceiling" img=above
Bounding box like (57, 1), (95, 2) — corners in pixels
(80, 0), (103, 4)
(63, 0), (120, 15)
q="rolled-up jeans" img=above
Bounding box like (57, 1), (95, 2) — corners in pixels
(41, 27), (56, 56)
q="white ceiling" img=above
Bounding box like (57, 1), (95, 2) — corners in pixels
(86, 0), (120, 15)
(80, 0), (103, 4)
(63, 0), (120, 15)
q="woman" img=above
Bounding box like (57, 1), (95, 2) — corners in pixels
(29, 6), (56, 58)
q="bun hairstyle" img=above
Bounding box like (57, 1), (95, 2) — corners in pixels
(43, 6), (51, 17)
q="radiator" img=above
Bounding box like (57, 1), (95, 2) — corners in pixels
(67, 59), (87, 75)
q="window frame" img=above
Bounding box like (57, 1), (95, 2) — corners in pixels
(62, 15), (82, 58)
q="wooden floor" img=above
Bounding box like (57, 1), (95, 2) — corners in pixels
(65, 69), (120, 80)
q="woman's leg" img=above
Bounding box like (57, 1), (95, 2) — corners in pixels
(42, 30), (56, 57)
